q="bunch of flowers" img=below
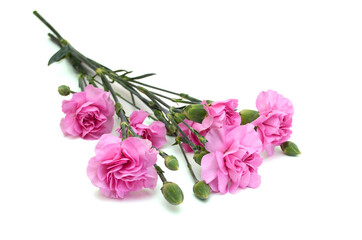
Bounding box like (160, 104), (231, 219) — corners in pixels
(34, 11), (301, 206)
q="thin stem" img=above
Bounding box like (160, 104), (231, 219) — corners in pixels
(36, 13), (175, 189)
(33, 11), (63, 40)
(137, 87), (170, 112)
(154, 164), (167, 183)
(128, 79), (180, 96)
(131, 73), (156, 80)
(158, 150), (168, 158)
(175, 115), (206, 145)
(129, 79), (201, 103)
(179, 143), (198, 183)
(100, 74), (118, 103)
(148, 91), (174, 101)
(167, 114), (198, 152)
(130, 93), (135, 106)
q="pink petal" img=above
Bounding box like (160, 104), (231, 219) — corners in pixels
(218, 171), (229, 194)
(205, 127), (227, 153)
(201, 152), (220, 183)
(248, 172), (261, 188)
(129, 110), (149, 125)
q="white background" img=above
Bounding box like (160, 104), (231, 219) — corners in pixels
(1, 0), (361, 239)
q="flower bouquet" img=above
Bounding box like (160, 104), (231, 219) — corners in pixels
(34, 11), (301, 206)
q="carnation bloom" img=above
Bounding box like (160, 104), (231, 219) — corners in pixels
(201, 99), (241, 129)
(117, 110), (166, 148)
(252, 90), (294, 156)
(60, 85), (115, 140)
(87, 134), (158, 199)
(201, 124), (263, 194)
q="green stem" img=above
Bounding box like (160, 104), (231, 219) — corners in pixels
(35, 11), (176, 188)
(179, 143), (198, 183)
(33, 11), (63, 40)
(175, 114), (206, 145)
(167, 114), (198, 152)
(154, 164), (167, 183)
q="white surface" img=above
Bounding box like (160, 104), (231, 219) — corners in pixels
(1, 0), (361, 239)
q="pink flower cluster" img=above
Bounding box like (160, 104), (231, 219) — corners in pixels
(59, 88), (167, 199)
(59, 85), (293, 197)
(179, 90), (294, 194)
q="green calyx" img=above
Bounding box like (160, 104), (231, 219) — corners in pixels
(239, 109), (259, 125)
(164, 155), (179, 171)
(183, 104), (207, 123)
(193, 181), (211, 200)
(280, 141), (301, 156)
(193, 148), (209, 165)
(161, 182), (184, 205)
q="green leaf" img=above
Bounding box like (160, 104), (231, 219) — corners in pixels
(48, 44), (70, 65)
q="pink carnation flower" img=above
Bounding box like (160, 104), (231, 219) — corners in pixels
(201, 99), (241, 129)
(117, 110), (167, 148)
(87, 134), (158, 199)
(60, 85), (115, 140)
(252, 90), (294, 156)
(201, 124), (263, 194)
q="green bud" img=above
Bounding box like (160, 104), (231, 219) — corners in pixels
(161, 182), (184, 205)
(280, 141), (301, 156)
(183, 104), (207, 123)
(193, 148), (209, 165)
(164, 155), (179, 171)
(239, 109), (259, 125)
(193, 181), (211, 200)
(167, 124), (177, 136)
(174, 113), (186, 124)
(58, 85), (71, 96)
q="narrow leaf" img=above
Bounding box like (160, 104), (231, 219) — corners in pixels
(48, 44), (70, 65)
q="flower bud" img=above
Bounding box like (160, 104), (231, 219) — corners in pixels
(280, 141), (301, 156)
(161, 182), (184, 205)
(193, 181), (211, 200)
(193, 148), (209, 165)
(183, 104), (207, 123)
(174, 113), (186, 124)
(58, 85), (71, 96)
(239, 109), (259, 125)
(164, 155), (179, 171)
(167, 124), (177, 136)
